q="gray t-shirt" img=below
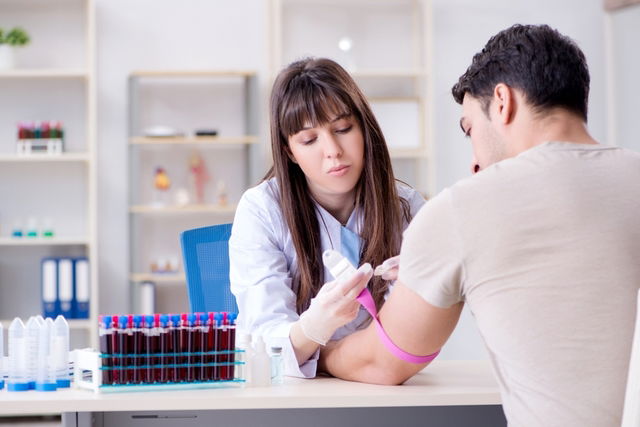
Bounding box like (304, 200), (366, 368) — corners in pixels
(399, 142), (640, 427)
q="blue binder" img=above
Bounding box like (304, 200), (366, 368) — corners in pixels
(57, 258), (74, 318)
(41, 258), (58, 318)
(73, 257), (90, 319)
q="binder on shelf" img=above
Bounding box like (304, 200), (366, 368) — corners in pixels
(74, 257), (90, 319)
(58, 258), (74, 318)
(41, 258), (58, 318)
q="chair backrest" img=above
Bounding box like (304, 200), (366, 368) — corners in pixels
(180, 223), (238, 313)
(622, 289), (640, 427)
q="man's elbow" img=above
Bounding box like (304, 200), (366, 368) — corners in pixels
(363, 358), (427, 385)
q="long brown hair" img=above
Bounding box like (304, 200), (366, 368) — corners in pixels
(265, 58), (411, 313)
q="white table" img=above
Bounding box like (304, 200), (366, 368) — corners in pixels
(0, 360), (505, 427)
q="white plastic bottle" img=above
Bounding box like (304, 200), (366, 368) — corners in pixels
(35, 318), (56, 391)
(0, 322), (4, 390)
(250, 335), (271, 387)
(52, 315), (70, 387)
(7, 318), (29, 391)
(236, 332), (253, 385)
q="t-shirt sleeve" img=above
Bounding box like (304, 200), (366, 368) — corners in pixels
(398, 188), (465, 308)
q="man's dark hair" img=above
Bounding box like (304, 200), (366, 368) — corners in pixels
(452, 24), (590, 121)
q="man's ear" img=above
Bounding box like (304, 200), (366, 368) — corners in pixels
(492, 83), (516, 125)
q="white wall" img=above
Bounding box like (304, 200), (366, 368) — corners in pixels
(607, 5), (640, 151)
(97, 0), (612, 360)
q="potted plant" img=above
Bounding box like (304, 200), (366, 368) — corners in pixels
(0, 27), (31, 70)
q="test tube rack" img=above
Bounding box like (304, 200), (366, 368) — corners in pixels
(73, 348), (245, 393)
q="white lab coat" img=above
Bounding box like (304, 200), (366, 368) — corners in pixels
(229, 177), (425, 378)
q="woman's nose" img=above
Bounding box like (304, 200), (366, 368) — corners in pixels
(323, 133), (342, 159)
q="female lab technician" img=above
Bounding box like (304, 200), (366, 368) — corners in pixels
(229, 57), (425, 378)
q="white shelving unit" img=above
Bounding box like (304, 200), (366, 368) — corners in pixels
(0, 0), (98, 348)
(128, 70), (259, 314)
(269, 0), (434, 196)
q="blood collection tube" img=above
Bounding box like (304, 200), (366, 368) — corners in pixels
(185, 313), (198, 382)
(159, 315), (170, 383)
(143, 315), (155, 383)
(227, 313), (237, 380)
(206, 312), (216, 381)
(152, 314), (162, 381)
(220, 312), (231, 380)
(169, 314), (180, 382)
(117, 316), (130, 384)
(110, 315), (120, 385)
(197, 313), (208, 381)
(98, 315), (113, 385)
(214, 312), (224, 381)
(126, 315), (135, 383)
(178, 313), (189, 382)
(131, 315), (144, 384)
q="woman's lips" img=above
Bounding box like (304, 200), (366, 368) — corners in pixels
(328, 165), (350, 177)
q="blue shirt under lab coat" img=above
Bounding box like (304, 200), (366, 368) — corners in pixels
(229, 177), (425, 378)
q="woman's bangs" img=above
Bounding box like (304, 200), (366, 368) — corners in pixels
(280, 82), (351, 138)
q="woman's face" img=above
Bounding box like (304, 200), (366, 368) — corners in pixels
(287, 113), (364, 205)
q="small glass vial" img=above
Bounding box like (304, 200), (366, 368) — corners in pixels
(270, 346), (283, 385)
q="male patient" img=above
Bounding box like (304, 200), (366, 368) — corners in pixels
(319, 24), (640, 426)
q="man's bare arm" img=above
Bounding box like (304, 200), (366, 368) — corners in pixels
(320, 281), (463, 385)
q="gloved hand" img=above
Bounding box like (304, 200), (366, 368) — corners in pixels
(373, 255), (400, 281)
(299, 263), (373, 345)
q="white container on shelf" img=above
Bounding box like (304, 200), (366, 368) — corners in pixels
(0, 45), (15, 70)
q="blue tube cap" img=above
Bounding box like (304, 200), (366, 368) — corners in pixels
(0, 380), (3, 390)
(102, 315), (112, 328)
(7, 382), (30, 392)
(228, 313), (238, 325)
(57, 379), (71, 388)
(170, 314), (181, 326)
(145, 315), (154, 327)
(214, 312), (223, 325)
(35, 382), (58, 392)
(160, 314), (169, 327)
(118, 316), (128, 328)
(133, 315), (142, 328)
(198, 312), (208, 324)
(187, 313), (197, 325)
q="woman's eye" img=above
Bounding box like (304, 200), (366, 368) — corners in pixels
(336, 125), (352, 134)
(302, 137), (317, 145)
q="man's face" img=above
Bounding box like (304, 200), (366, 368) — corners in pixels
(460, 94), (508, 174)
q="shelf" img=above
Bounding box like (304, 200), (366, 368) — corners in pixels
(0, 318), (92, 329)
(129, 136), (258, 145)
(0, 69), (88, 79)
(130, 70), (257, 78)
(389, 148), (427, 159)
(0, 153), (90, 162)
(351, 69), (426, 78)
(368, 96), (421, 103)
(0, 237), (89, 246)
(129, 204), (237, 214)
(130, 273), (186, 284)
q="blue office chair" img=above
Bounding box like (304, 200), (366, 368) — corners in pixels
(180, 223), (238, 313)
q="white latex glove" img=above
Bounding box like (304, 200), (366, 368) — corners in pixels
(298, 263), (373, 345)
(373, 255), (400, 281)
